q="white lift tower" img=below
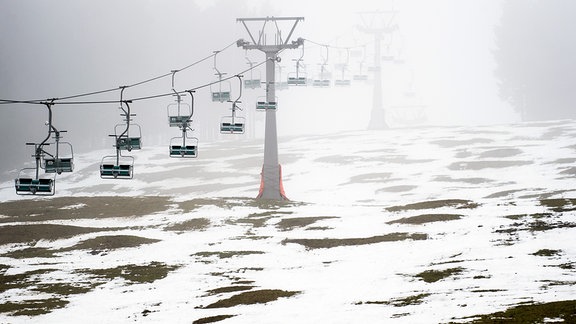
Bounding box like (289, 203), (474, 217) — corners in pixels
(237, 16), (304, 200)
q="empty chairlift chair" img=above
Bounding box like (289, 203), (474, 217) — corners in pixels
(43, 138), (74, 174)
(100, 155), (134, 179)
(169, 136), (198, 158)
(256, 96), (278, 111)
(114, 123), (142, 151)
(220, 115), (245, 134)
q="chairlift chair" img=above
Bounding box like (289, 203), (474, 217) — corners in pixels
(100, 155), (134, 179)
(287, 72), (307, 86)
(43, 141), (74, 174)
(167, 99), (192, 127)
(169, 135), (198, 158)
(220, 115), (245, 134)
(288, 44), (308, 86)
(211, 51), (232, 102)
(15, 168), (55, 195)
(243, 68), (261, 89)
(256, 96), (278, 111)
(244, 54), (262, 89)
(211, 81), (231, 102)
(114, 123), (142, 151)
(220, 75), (246, 134)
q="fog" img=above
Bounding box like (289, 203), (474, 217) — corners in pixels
(0, 0), (523, 177)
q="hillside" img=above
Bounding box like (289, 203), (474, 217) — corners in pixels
(0, 121), (575, 323)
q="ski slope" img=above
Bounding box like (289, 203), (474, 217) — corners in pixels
(0, 120), (575, 323)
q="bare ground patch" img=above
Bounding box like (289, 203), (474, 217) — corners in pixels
(0, 196), (172, 223)
(387, 214), (463, 225)
(78, 261), (180, 284)
(0, 224), (109, 245)
(283, 232), (428, 249)
(276, 216), (338, 231)
(164, 218), (211, 232)
(201, 289), (300, 308)
(386, 199), (479, 212)
(459, 300), (576, 323)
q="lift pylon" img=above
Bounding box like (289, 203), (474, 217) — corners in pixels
(14, 100), (68, 195)
(359, 10), (399, 130)
(237, 16), (304, 200)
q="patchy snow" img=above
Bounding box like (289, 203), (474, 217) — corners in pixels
(0, 120), (575, 323)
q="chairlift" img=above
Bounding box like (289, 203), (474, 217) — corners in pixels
(244, 54), (262, 89)
(220, 75), (245, 134)
(288, 45), (307, 86)
(211, 51), (232, 102)
(114, 123), (142, 151)
(334, 49), (352, 87)
(168, 70), (192, 127)
(100, 154), (134, 179)
(41, 119), (74, 174)
(169, 90), (198, 158)
(256, 96), (278, 111)
(275, 65), (288, 91)
(16, 142), (56, 196)
(353, 46), (369, 81)
(15, 168), (55, 196)
(220, 116), (245, 134)
(15, 101), (71, 196)
(169, 135), (198, 158)
(43, 139), (74, 174)
(313, 46), (331, 87)
(100, 90), (139, 179)
(112, 99), (142, 151)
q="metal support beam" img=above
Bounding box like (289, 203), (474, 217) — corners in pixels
(359, 11), (399, 130)
(237, 17), (304, 200)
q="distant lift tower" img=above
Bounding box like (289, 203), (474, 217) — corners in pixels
(359, 11), (398, 130)
(237, 16), (304, 200)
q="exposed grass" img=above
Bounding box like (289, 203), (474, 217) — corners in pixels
(0, 196), (172, 223)
(33, 282), (94, 295)
(63, 235), (160, 254)
(0, 268), (56, 293)
(478, 148), (523, 158)
(540, 198), (576, 212)
(193, 251), (265, 259)
(164, 218), (211, 232)
(202, 289), (299, 308)
(448, 160), (532, 171)
(503, 213), (553, 220)
(415, 267), (463, 283)
(177, 197), (303, 213)
(531, 249), (562, 257)
(356, 293), (431, 307)
(229, 216), (272, 228)
(276, 216), (338, 231)
(2, 235), (159, 258)
(387, 214), (462, 225)
(283, 232), (428, 250)
(0, 224), (109, 245)
(431, 138), (493, 148)
(2, 247), (58, 259)
(205, 285), (254, 296)
(193, 315), (236, 324)
(386, 199), (479, 212)
(79, 261), (180, 284)
(465, 300), (576, 323)
(0, 298), (69, 316)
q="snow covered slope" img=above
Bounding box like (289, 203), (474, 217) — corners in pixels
(0, 120), (575, 323)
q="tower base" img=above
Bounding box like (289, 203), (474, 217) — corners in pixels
(257, 164), (288, 200)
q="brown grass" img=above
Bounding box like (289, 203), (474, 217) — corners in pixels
(283, 232), (428, 249)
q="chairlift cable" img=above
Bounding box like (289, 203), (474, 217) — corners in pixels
(0, 41), (239, 106)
